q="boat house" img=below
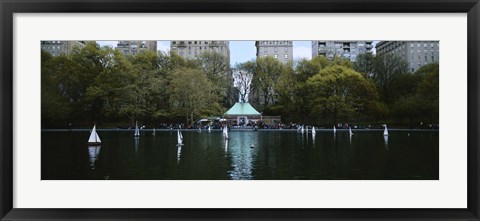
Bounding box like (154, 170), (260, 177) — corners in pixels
(223, 102), (262, 126)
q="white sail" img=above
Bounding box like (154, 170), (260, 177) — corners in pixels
(88, 125), (101, 144)
(312, 126), (316, 135)
(134, 121), (140, 137)
(152, 127), (156, 136)
(333, 126), (336, 133)
(208, 125), (211, 133)
(383, 125), (389, 136)
(349, 127), (354, 135)
(177, 129), (183, 145)
(301, 125), (304, 133)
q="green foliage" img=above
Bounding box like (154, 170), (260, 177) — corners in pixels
(371, 53), (409, 104)
(307, 65), (379, 125)
(41, 42), (439, 129)
(41, 51), (72, 126)
(391, 63), (439, 125)
(196, 51), (234, 107)
(41, 44), (224, 128)
(167, 68), (222, 125)
(353, 53), (374, 77)
(250, 56), (284, 110)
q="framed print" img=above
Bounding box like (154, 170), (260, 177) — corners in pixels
(1, 0), (479, 220)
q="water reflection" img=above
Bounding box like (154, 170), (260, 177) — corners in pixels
(177, 145), (182, 164)
(227, 132), (259, 180)
(224, 139), (228, 155)
(306, 130), (309, 144)
(42, 130), (439, 180)
(88, 145), (101, 169)
(134, 137), (139, 156)
(384, 135), (389, 151)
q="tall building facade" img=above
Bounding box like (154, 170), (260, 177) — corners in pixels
(41, 41), (91, 56)
(170, 41), (230, 63)
(116, 41), (157, 56)
(375, 41), (439, 72)
(311, 41), (373, 62)
(255, 41), (293, 64)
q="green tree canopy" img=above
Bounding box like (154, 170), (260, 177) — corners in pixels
(307, 65), (379, 125)
(167, 67), (223, 125)
(372, 54), (409, 104)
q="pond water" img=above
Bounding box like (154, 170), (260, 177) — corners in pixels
(41, 129), (439, 180)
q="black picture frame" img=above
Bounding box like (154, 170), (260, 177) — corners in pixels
(1, 0), (479, 220)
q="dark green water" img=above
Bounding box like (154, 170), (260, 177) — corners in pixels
(41, 129), (438, 180)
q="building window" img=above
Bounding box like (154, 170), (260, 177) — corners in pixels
(425, 55), (428, 62)
(417, 43), (420, 47)
(264, 48), (267, 52)
(284, 54), (288, 59)
(274, 47), (278, 52)
(410, 44), (414, 48)
(274, 54), (278, 58)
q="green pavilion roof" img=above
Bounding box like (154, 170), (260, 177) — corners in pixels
(224, 102), (261, 116)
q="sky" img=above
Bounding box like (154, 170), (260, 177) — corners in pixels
(97, 40), (376, 67)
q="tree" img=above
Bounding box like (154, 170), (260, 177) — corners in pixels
(372, 54), (409, 104)
(85, 48), (138, 124)
(167, 68), (222, 126)
(353, 53), (374, 77)
(251, 56), (284, 111)
(391, 63), (439, 127)
(307, 65), (379, 125)
(415, 63), (439, 122)
(41, 51), (73, 127)
(295, 56), (330, 81)
(233, 61), (255, 102)
(196, 51), (233, 107)
(270, 61), (296, 119)
(196, 51), (230, 84)
(288, 56), (331, 123)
